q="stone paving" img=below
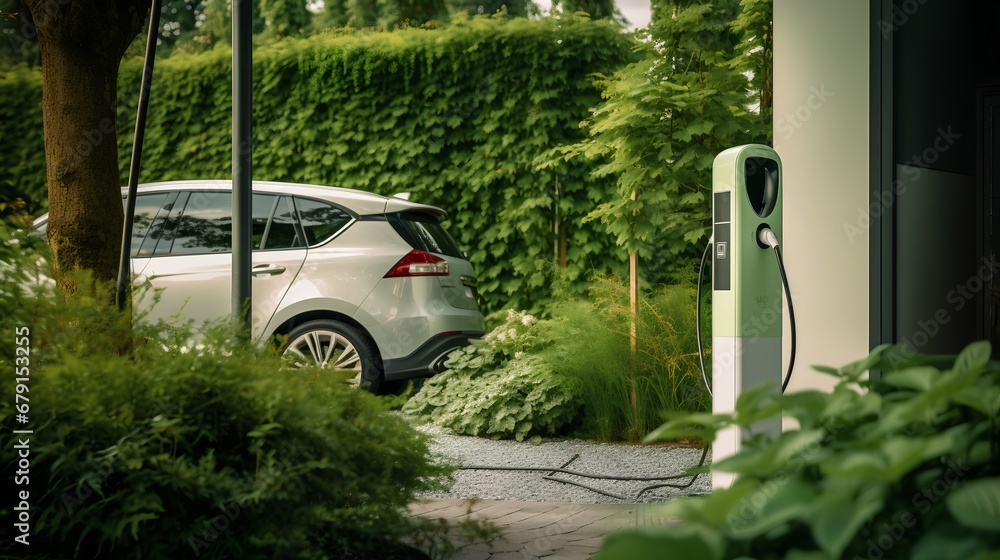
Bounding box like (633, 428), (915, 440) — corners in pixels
(409, 499), (679, 559)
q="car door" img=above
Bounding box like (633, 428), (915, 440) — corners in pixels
(130, 190), (307, 340)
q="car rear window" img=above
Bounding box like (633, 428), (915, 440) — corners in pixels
(395, 212), (464, 259)
(294, 197), (353, 246)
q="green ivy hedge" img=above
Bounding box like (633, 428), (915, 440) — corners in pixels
(1, 17), (636, 313)
(0, 64), (46, 215)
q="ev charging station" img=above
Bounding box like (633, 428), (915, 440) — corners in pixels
(711, 144), (789, 490)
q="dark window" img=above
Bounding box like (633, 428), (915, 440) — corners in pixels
(141, 191), (184, 257)
(252, 194), (276, 250)
(294, 197), (353, 246)
(265, 196), (304, 249)
(169, 191), (232, 255)
(129, 193), (169, 257)
(398, 212), (464, 258)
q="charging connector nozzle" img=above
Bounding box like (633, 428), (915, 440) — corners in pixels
(758, 227), (779, 249)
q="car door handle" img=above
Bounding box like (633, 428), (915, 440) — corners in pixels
(252, 264), (286, 277)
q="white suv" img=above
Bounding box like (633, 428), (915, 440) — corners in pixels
(34, 180), (486, 393)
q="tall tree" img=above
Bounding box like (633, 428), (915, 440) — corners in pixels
(26, 0), (148, 295)
(156, 0), (204, 53)
(446, 0), (537, 18)
(545, 0), (770, 276)
(385, 0), (448, 25)
(195, 0), (265, 47)
(259, 0), (312, 37)
(317, 0), (348, 28)
(731, 0), (772, 138)
(553, 0), (620, 22)
(347, 0), (377, 26)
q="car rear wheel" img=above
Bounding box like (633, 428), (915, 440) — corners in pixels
(282, 320), (385, 394)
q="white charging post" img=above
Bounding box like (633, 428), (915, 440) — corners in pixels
(711, 144), (784, 490)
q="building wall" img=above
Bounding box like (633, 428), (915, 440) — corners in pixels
(773, 0), (871, 394)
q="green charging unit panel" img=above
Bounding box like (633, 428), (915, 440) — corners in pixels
(711, 144), (784, 490)
(713, 146), (783, 338)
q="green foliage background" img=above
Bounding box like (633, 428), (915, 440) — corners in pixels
(597, 342), (1000, 559)
(0, 64), (46, 216)
(545, 0), (773, 276)
(0, 17), (635, 314)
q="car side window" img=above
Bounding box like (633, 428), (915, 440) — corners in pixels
(252, 194), (276, 250)
(140, 191), (184, 257)
(293, 197), (353, 246)
(129, 193), (169, 257)
(264, 196), (304, 249)
(133, 190), (351, 255)
(169, 191), (232, 255)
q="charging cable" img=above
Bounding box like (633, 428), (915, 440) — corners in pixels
(695, 229), (797, 395)
(460, 445), (710, 501)
(696, 238), (713, 397)
(758, 227), (797, 393)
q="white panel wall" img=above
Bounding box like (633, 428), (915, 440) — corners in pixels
(773, 0), (870, 396)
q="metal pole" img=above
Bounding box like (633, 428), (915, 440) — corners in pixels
(117, 0), (161, 311)
(232, 0), (253, 336)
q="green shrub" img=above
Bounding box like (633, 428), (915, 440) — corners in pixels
(0, 238), (457, 559)
(404, 272), (712, 444)
(534, 273), (710, 441)
(0, 17), (636, 314)
(597, 341), (1000, 560)
(403, 310), (580, 441)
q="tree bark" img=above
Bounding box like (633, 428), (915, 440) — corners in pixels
(27, 0), (148, 296)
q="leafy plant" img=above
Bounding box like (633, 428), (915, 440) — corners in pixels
(596, 341), (1000, 559)
(540, 0), (772, 281)
(449, 309), (548, 369)
(403, 310), (579, 441)
(535, 272), (710, 441)
(0, 234), (464, 560)
(406, 275), (711, 443)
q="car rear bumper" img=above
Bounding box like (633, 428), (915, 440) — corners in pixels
(383, 331), (484, 380)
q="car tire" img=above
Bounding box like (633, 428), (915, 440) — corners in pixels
(282, 320), (386, 394)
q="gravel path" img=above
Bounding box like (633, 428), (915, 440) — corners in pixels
(410, 419), (712, 504)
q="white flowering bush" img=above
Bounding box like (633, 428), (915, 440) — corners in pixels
(402, 310), (579, 441)
(480, 309), (541, 355)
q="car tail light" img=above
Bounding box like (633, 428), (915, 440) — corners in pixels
(385, 249), (449, 277)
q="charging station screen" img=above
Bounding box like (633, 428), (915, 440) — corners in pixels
(713, 191), (731, 291)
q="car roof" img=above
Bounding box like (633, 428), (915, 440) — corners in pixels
(116, 180), (447, 218)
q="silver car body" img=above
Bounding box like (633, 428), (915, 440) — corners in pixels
(35, 180), (486, 381)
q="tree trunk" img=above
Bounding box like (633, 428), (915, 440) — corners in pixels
(28, 0), (147, 297)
